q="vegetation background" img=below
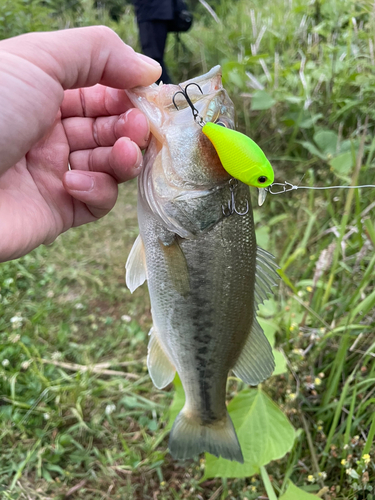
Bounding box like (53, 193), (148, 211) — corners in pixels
(0, 0), (374, 498)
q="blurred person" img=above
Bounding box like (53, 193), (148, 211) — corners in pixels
(0, 26), (161, 263)
(133, 0), (173, 84)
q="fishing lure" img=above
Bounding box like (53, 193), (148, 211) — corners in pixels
(202, 122), (274, 188)
(173, 83), (274, 188)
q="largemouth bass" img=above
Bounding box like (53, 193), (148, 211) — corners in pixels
(125, 66), (278, 463)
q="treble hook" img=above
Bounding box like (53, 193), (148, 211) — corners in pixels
(172, 82), (206, 127)
(222, 179), (249, 217)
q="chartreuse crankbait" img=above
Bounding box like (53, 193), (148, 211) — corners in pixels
(202, 122), (274, 188)
(172, 82), (274, 189)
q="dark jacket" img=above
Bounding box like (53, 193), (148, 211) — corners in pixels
(133, 0), (174, 23)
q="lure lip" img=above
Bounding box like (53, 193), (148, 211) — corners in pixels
(258, 188), (268, 206)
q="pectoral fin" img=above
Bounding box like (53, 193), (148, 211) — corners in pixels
(159, 238), (190, 297)
(125, 235), (147, 293)
(147, 327), (176, 389)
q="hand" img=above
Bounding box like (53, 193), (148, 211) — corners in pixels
(0, 26), (161, 262)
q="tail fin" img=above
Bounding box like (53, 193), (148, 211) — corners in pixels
(169, 408), (244, 463)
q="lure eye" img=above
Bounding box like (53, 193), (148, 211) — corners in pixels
(258, 176), (267, 184)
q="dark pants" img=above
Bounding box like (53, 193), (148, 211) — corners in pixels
(138, 20), (172, 84)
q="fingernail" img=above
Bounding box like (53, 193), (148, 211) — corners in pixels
(136, 53), (161, 69)
(65, 171), (94, 191)
(133, 144), (143, 169)
(124, 108), (150, 144)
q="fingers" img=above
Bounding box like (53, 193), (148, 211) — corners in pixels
(0, 27), (160, 172)
(61, 85), (134, 119)
(63, 133), (143, 222)
(63, 108), (150, 151)
(1, 26), (161, 90)
(69, 137), (143, 183)
(63, 170), (118, 221)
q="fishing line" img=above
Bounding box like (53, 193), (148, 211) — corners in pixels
(258, 181), (375, 206)
(267, 181), (375, 195)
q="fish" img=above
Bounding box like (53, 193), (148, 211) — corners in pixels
(125, 66), (279, 463)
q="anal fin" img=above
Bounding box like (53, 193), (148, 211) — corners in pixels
(125, 235), (147, 293)
(147, 327), (176, 389)
(232, 319), (275, 385)
(232, 246), (279, 385)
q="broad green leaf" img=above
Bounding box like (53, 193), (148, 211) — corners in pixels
(329, 151), (353, 176)
(258, 318), (278, 345)
(222, 61), (246, 88)
(258, 298), (277, 316)
(167, 374), (185, 430)
(272, 350), (287, 375)
(251, 90), (276, 111)
(313, 130), (338, 156)
(202, 387), (295, 479)
(299, 113), (323, 129)
(258, 318), (287, 375)
(228, 69), (245, 87)
(279, 481), (318, 499)
(298, 141), (326, 159)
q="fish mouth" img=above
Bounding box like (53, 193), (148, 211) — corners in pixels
(168, 65), (234, 126)
(179, 65), (222, 93)
(171, 87), (234, 130)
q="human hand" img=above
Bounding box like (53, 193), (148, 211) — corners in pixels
(0, 26), (161, 262)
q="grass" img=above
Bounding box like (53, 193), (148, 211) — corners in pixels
(1, 0), (375, 498)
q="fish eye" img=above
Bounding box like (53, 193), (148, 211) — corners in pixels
(258, 176), (267, 184)
(215, 120), (227, 127)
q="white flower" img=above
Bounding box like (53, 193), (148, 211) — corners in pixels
(121, 314), (132, 323)
(9, 333), (20, 343)
(74, 303), (84, 310)
(21, 360), (31, 370)
(43, 413), (50, 420)
(105, 404), (116, 416)
(10, 315), (23, 329)
(346, 468), (360, 479)
(1, 359), (10, 367)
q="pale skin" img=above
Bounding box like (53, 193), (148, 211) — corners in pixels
(0, 26), (162, 263)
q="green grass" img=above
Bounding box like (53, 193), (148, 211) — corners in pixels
(1, 0), (375, 498)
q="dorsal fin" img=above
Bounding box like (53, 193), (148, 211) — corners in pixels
(254, 247), (279, 309)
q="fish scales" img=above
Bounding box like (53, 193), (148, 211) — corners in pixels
(125, 66), (278, 463)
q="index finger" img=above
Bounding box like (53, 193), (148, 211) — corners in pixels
(0, 26), (162, 90)
(61, 85), (134, 118)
